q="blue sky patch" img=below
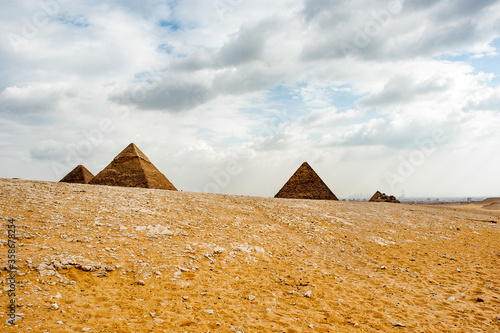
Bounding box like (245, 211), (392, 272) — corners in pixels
(57, 14), (89, 28)
(159, 20), (180, 31)
(158, 43), (174, 54)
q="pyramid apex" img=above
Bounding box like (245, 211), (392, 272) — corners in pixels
(126, 142), (140, 152)
(128, 143), (142, 155)
(114, 143), (151, 163)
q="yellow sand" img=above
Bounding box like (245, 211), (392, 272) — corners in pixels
(0, 179), (499, 332)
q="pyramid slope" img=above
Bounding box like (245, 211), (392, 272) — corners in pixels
(60, 165), (94, 184)
(275, 162), (338, 200)
(89, 143), (177, 190)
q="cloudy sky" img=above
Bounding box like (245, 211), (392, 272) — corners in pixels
(1, 0), (500, 198)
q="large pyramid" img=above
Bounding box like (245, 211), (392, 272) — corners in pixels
(275, 162), (338, 200)
(60, 165), (94, 184)
(89, 143), (177, 190)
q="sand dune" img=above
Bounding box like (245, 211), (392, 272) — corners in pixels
(481, 198), (500, 211)
(446, 198), (500, 212)
(483, 202), (500, 211)
(479, 198), (500, 205)
(1, 179), (499, 332)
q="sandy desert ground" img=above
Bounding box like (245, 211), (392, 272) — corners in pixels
(0, 179), (499, 332)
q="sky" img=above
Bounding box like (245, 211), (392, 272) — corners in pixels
(1, 0), (500, 199)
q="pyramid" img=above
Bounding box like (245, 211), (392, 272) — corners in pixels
(369, 191), (400, 203)
(89, 143), (177, 190)
(60, 165), (94, 184)
(275, 162), (338, 200)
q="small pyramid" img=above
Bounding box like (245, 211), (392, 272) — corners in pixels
(369, 191), (400, 203)
(89, 143), (177, 190)
(60, 165), (94, 184)
(275, 162), (338, 200)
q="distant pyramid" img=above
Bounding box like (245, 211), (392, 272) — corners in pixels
(60, 165), (94, 184)
(369, 191), (400, 203)
(275, 162), (338, 200)
(89, 143), (177, 190)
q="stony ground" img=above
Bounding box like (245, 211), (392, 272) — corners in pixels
(0, 179), (499, 332)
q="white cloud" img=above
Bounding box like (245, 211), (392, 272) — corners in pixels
(1, 0), (500, 197)
(0, 83), (75, 113)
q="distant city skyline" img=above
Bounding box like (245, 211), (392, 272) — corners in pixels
(1, 0), (500, 198)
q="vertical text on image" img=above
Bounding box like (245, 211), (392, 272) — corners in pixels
(7, 218), (17, 325)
